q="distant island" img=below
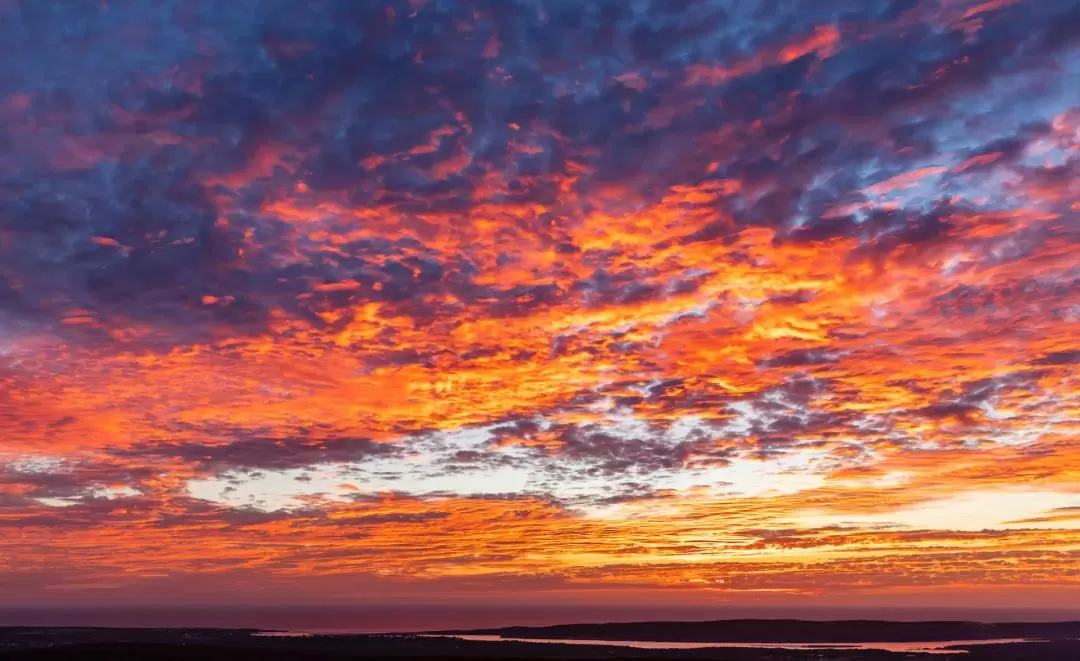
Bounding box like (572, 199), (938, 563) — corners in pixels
(433, 618), (1080, 643)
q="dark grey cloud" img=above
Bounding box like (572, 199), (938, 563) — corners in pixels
(115, 434), (399, 473)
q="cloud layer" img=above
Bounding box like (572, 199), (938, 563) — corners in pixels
(1, 0), (1078, 606)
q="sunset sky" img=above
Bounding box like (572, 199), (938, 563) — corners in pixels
(1, 0), (1078, 610)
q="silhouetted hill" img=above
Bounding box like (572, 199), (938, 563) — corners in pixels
(440, 619), (1080, 643)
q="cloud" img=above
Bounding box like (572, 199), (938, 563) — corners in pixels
(117, 434), (399, 473)
(0, 0), (1077, 603)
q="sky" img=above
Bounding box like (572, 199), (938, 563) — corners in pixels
(0, 0), (1078, 611)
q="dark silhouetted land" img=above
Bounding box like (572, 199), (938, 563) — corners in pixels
(2, 623), (1080, 660)
(436, 619), (1080, 643)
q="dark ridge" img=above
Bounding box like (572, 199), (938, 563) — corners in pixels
(433, 619), (1080, 643)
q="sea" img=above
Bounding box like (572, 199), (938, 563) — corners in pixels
(421, 634), (1039, 655)
(0, 604), (1074, 633)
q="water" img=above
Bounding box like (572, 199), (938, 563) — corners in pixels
(429, 634), (1041, 655)
(2, 605), (1074, 632)
(0, 606), (719, 632)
